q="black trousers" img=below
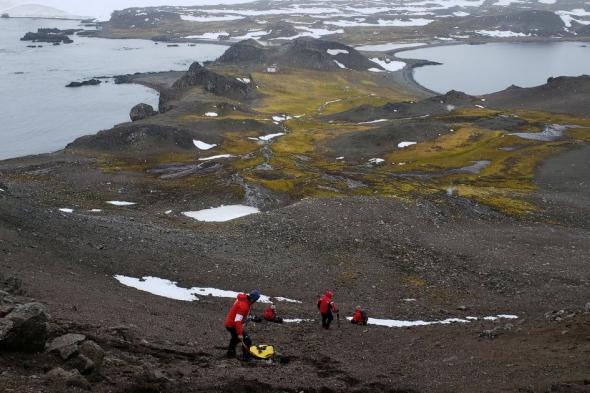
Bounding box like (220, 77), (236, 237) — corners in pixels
(321, 312), (333, 329)
(226, 327), (252, 358)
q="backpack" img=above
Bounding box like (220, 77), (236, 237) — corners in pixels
(249, 344), (275, 359)
(361, 310), (369, 324)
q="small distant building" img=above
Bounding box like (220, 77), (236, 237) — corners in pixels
(266, 64), (278, 73)
(1, 13), (9, 18)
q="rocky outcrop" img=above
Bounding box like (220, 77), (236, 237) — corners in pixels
(483, 75), (590, 117)
(457, 10), (566, 36)
(66, 79), (102, 88)
(216, 39), (268, 65)
(108, 8), (181, 29)
(46, 368), (91, 390)
(263, 21), (299, 39)
(279, 37), (382, 71)
(325, 90), (478, 122)
(0, 302), (48, 352)
(21, 28), (80, 44)
(130, 103), (157, 121)
(216, 37), (382, 72)
(173, 62), (258, 100)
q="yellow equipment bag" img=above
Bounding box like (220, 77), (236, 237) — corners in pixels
(249, 344), (275, 359)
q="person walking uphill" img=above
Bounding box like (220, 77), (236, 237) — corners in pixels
(224, 289), (260, 360)
(317, 291), (338, 329)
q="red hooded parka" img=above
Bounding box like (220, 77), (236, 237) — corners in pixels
(318, 291), (337, 314)
(224, 293), (251, 335)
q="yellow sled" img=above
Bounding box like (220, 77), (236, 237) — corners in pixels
(249, 344), (275, 359)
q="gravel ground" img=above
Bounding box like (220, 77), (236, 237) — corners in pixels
(1, 153), (590, 392)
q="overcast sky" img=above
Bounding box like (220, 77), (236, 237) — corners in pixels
(4, 0), (257, 20)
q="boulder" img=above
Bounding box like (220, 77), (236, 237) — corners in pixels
(79, 340), (105, 370)
(130, 103), (157, 121)
(46, 367), (90, 390)
(47, 333), (86, 360)
(0, 319), (15, 339)
(67, 353), (95, 375)
(0, 302), (48, 352)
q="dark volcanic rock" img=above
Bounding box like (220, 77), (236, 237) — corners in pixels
(130, 103), (157, 121)
(173, 62), (257, 100)
(46, 368), (90, 390)
(458, 10), (566, 36)
(66, 79), (102, 88)
(216, 39), (268, 64)
(263, 21), (299, 39)
(277, 37), (381, 71)
(108, 8), (181, 29)
(0, 302), (48, 352)
(21, 28), (79, 44)
(216, 37), (381, 71)
(47, 333), (86, 360)
(483, 75), (590, 117)
(326, 90), (478, 122)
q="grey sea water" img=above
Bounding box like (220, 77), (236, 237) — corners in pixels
(397, 41), (590, 95)
(0, 18), (228, 160)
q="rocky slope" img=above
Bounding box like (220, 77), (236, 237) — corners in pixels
(483, 75), (590, 116)
(217, 37), (384, 71)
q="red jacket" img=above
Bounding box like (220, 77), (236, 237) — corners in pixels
(352, 309), (363, 323)
(318, 291), (337, 314)
(263, 307), (276, 321)
(224, 293), (251, 335)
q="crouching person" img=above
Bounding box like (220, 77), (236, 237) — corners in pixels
(263, 304), (283, 323)
(224, 289), (260, 360)
(351, 306), (368, 325)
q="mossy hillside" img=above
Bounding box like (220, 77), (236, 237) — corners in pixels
(79, 61), (590, 217)
(251, 69), (412, 116)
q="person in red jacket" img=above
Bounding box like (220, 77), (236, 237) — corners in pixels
(351, 306), (368, 325)
(263, 304), (283, 323)
(224, 289), (260, 359)
(317, 291), (338, 329)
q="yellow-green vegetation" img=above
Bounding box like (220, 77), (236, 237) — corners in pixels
(251, 69), (411, 115)
(90, 63), (590, 217)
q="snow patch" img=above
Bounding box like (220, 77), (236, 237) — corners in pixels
(348, 314), (518, 328)
(359, 119), (388, 124)
(181, 14), (244, 22)
(193, 140), (217, 150)
(368, 158), (385, 164)
(283, 318), (313, 323)
(326, 18), (433, 27)
(474, 30), (530, 37)
(59, 208), (73, 213)
(398, 141), (417, 148)
(327, 49), (349, 55)
(272, 115), (293, 122)
(258, 133), (285, 141)
(205, 112), (218, 117)
(182, 205), (259, 222)
(106, 201), (136, 206)
(114, 275), (300, 304)
(198, 154), (235, 161)
(185, 32), (228, 40)
(369, 58), (406, 72)
(333, 60), (347, 69)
